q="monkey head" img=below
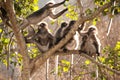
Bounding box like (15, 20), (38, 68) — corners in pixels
(38, 22), (48, 34)
(88, 25), (98, 35)
(66, 20), (76, 30)
(47, 2), (54, 7)
(46, 0), (55, 7)
(61, 22), (68, 28)
(69, 20), (76, 26)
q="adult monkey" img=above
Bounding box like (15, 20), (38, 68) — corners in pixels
(55, 20), (85, 50)
(21, 0), (68, 30)
(79, 25), (101, 57)
(55, 22), (68, 44)
(25, 22), (54, 53)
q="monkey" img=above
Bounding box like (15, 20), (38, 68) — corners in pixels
(63, 20), (76, 37)
(63, 20), (77, 50)
(21, 0), (68, 30)
(55, 20), (77, 51)
(55, 22), (68, 44)
(24, 25), (36, 39)
(55, 20), (85, 51)
(25, 22), (54, 53)
(63, 21), (85, 50)
(79, 25), (101, 57)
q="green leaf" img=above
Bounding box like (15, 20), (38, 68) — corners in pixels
(61, 60), (70, 66)
(85, 60), (91, 65)
(99, 57), (105, 63)
(32, 48), (38, 53)
(3, 59), (7, 66)
(63, 67), (69, 72)
(0, 29), (2, 33)
(2, 38), (10, 44)
(85, 8), (92, 15)
(114, 42), (120, 51)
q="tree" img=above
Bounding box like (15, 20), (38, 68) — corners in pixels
(0, 0), (120, 80)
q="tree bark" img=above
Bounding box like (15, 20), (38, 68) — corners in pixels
(5, 0), (30, 80)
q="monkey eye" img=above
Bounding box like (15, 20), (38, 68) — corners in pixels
(90, 28), (95, 31)
(48, 2), (54, 6)
(40, 23), (46, 27)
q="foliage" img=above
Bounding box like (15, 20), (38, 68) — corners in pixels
(14, 0), (39, 17)
(94, 0), (120, 16)
(102, 42), (120, 70)
(0, 0), (39, 67)
(51, 59), (71, 76)
(27, 43), (40, 58)
(66, 5), (78, 20)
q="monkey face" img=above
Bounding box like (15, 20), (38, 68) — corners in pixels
(47, 2), (54, 7)
(88, 27), (96, 34)
(38, 27), (47, 34)
(39, 23), (46, 27)
(89, 27), (95, 31)
(61, 22), (68, 28)
(38, 23), (48, 34)
(69, 20), (76, 26)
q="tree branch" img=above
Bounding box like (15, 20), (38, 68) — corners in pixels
(53, 50), (120, 75)
(5, 0), (30, 80)
(30, 1), (113, 76)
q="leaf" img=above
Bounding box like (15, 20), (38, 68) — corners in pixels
(2, 38), (10, 44)
(99, 57), (105, 63)
(85, 60), (91, 65)
(63, 67), (69, 72)
(61, 60), (70, 66)
(32, 48), (38, 53)
(114, 42), (120, 51)
(33, 6), (39, 11)
(3, 59), (7, 66)
(0, 29), (2, 33)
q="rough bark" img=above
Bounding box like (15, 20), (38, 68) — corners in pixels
(5, 0), (30, 80)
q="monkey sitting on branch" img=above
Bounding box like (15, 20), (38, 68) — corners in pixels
(25, 22), (54, 53)
(55, 22), (68, 44)
(55, 20), (85, 51)
(55, 20), (79, 51)
(79, 25), (101, 57)
(21, 0), (68, 30)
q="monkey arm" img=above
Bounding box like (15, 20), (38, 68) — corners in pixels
(25, 26), (35, 38)
(92, 35), (100, 56)
(49, 0), (66, 8)
(79, 32), (88, 37)
(49, 8), (68, 19)
(78, 22), (85, 31)
(48, 34), (55, 46)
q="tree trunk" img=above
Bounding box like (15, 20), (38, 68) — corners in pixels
(5, 0), (30, 80)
